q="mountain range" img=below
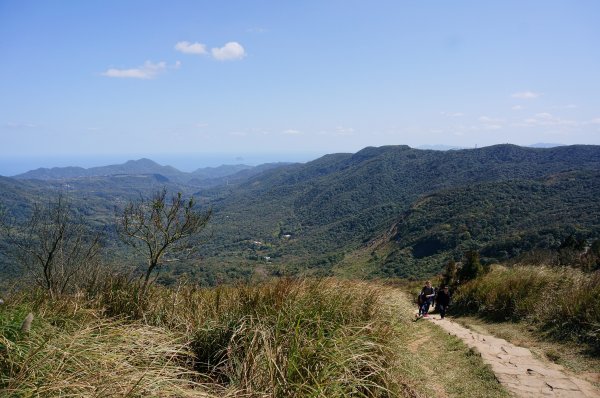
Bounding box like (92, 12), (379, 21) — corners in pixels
(2, 144), (599, 283)
(195, 144), (600, 277)
(12, 158), (288, 187)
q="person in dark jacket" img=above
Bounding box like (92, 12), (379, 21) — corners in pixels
(436, 286), (451, 319)
(419, 281), (435, 317)
(433, 286), (440, 312)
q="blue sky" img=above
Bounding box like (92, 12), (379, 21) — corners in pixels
(1, 1), (599, 173)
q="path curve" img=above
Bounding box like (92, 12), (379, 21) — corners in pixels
(427, 316), (600, 397)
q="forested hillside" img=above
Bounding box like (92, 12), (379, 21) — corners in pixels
(198, 144), (600, 278)
(364, 170), (600, 277)
(2, 144), (600, 284)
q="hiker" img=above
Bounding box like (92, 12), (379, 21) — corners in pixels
(419, 281), (435, 317)
(433, 286), (440, 312)
(436, 285), (451, 319)
(417, 291), (424, 316)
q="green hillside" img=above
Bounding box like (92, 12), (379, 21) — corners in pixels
(2, 144), (600, 284)
(197, 144), (600, 278)
(359, 170), (600, 278)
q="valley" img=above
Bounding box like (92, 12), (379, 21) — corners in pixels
(2, 144), (600, 285)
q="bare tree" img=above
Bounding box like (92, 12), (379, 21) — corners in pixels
(2, 194), (102, 298)
(116, 188), (211, 293)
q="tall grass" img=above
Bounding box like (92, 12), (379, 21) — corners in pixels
(1, 277), (403, 397)
(1, 319), (204, 397)
(452, 265), (600, 351)
(99, 277), (400, 396)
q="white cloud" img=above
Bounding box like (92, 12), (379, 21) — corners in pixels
(467, 120), (504, 131)
(102, 61), (170, 79)
(481, 124), (502, 130)
(5, 122), (36, 128)
(211, 42), (246, 61)
(588, 118), (600, 125)
(282, 129), (302, 135)
(517, 112), (578, 127)
(512, 105), (524, 111)
(552, 104), (578, 110)
(441, 111), (464, 117)
(478, 116), (504, 123)
(511, 91), (541, 99)
(229, 131), (247, 137)
(175, 41), (207, 55)
(249, 127), (271, 135)
(335, 126), (355, 135)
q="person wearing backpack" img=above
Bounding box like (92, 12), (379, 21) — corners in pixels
(417, 291), (425, 317)
(419, 281), (435, 317)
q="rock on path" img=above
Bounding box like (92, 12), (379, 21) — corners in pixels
(428, 316), (599, 397)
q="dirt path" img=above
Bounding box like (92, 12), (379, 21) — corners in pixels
(427, 316), (600, 397)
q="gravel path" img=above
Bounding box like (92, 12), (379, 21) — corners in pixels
(427, 316), (600, 397)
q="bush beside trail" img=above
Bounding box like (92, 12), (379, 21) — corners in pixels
(452, 265), (600, 352)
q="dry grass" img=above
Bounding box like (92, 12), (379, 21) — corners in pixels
(1, 316), (212, 397)
(1, 276), (516, 397)
(452, 265), (600, 352)
(1, 278), (403, 397)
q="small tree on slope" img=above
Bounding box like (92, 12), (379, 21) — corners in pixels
(2, 194), (102, 298)
(117, 188), (211, 293)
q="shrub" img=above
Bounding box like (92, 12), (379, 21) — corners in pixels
(452, 265), (600, 351)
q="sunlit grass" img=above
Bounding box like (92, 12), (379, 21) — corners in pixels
(1, 277), (404, 397)
(452, 265), (600, 351)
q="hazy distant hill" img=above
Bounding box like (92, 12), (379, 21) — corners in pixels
(14, 158), (181, 180)
(13, 158), (290, 187)
(528, 142), (565, 148)
(188, 163), (292, 187)
(189, 164), (253, 180)
(416, 144), (464, 151)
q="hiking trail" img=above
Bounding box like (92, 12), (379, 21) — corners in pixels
(426, 315), (600, 397)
